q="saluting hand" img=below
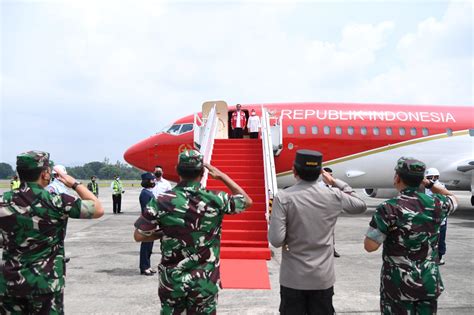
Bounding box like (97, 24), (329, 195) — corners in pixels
(204, 163), (225, 181)
(53, 165), (76, 188)
(321, 169), (336, 186)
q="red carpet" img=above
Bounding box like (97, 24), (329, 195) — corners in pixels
(220, 259), (271, 289)
(207, 138), (271, 289)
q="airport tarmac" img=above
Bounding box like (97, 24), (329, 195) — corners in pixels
(0, 187), (473, 314)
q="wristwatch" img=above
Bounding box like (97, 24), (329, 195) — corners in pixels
(71, 181), (82, 190)
(425, 180), (435, 189)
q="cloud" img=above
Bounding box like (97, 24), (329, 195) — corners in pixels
(1, 1), (472, 165)
(356, 1), (472, 104)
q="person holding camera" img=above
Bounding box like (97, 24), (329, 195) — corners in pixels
(269, 150), (366, 315)
(364, 157), (457, 314)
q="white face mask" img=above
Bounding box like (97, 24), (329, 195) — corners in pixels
(251, 112), (256, 116)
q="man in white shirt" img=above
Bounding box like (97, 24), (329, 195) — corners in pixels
(152, 165), (172, 197)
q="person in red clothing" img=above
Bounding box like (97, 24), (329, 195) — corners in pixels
(230, 104), (247, 138)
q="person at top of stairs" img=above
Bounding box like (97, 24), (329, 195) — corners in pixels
(230, 103), (247, 138)
(133, 149), (252, 315)
(268, 149), (367, 315)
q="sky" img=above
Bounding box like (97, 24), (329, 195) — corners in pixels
(0, 0), (472, 166)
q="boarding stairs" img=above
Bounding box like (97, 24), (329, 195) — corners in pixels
(207, 139), (271, 259)
(195, 101), (280, 264)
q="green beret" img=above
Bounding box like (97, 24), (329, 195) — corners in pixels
(178, 149), (203, 170)
(17, 150), (53, 170)
(395, 157), (426, 176)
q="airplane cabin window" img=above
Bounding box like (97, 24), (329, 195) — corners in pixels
(399, 127), (406, 136)
(386, 127), (393, 136)
(300, 125), (307, 134)
(446, 128), (453, 136)
(410, 128), (417, 136)
(166, 124), (182, 135)
(312, 126), (318, 135)
(180, 124), (194, 134)
(288, 125), (294, 135)
(361, 127), (367, 135)
(323, 126), (330, 135)
(422, 128), (429, 136)
(373, 127), (380, 136)
(470, 129), (474, 137)
(335, 126), (342, 135)
(348, 126), (354, 135)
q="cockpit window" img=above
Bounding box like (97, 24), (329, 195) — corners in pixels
(163, 123), (194, 135)
(166, 124), (182, 135)
(180, 124), (194, 134)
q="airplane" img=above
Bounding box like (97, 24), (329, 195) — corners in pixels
(124, 102), (474, 205)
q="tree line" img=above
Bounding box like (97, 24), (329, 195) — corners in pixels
(0, 159), (143, 180)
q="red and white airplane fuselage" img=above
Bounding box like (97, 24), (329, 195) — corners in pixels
(124, 102), (473, 200)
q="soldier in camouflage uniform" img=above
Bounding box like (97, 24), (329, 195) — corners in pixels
(364, 157), (458, 315)
(133, 150), (252, 315)
(0, 151), (104, 314)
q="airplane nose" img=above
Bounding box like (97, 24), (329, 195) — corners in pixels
(124, 139), (152, 170)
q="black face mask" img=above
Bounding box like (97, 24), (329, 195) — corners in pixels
(155, 172), (162, 178)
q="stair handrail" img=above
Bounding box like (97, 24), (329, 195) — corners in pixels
(260, 106), (278, 221)
(199, 104), (218, 186)
(193, 112), (203, 149)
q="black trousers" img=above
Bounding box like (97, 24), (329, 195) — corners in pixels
(249, 132), (258, 139)
(140, 241), (154, 272)
(112, 194), (122, 213)
(279, 285), (334, 315)
(233, 128), (244, 138)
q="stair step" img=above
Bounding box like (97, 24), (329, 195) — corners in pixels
(222, 220), (267, 230)
(214, 148), (262, 154)
(215, 139), (260, 144)
(221, 240), (268, 247)
(222, 230), (268, 241)
(220, 247), (271, 260)
(209, 165), (263, 172)
(207, 179), (265, 187)
(224, 211), (266, 220)
(206, 185), (265, 196)
(212, 154), (263, 161)
(211, 162), (264, 168)
(215, 172), (263, 180)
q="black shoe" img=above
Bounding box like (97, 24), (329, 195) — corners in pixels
(65, 257), (71, 263)
(140, 269), (154, 276)
(334, 250), (340, 258)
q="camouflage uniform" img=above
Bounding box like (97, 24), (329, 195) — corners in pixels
(0, 151), (97, 314)
(366, 158), (457, 315)
(134, 150), (247, 315)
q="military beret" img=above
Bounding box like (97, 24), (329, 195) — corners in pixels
(141, 172), (156, 181)
(178, 149), (204, 170)
(16, 150), (54, 170)
(395, 157), (426, 176)
(294, 150), (323, 169)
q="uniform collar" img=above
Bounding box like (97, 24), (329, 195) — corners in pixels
(24, 182), (45, 194)
(176, 180), (202, 190)
(401, 187), (418, 194)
